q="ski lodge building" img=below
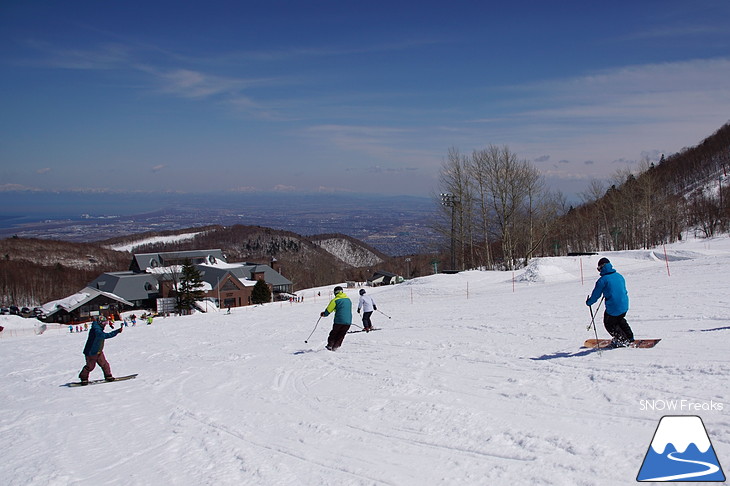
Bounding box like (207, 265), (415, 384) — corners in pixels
(42, 249), (293, 323)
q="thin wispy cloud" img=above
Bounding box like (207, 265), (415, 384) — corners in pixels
(306, 124), (436, 166)
(19, 40), (134, 70)
(620, 25), (726, 41)
(219, 37), (448, 63)
(470, 58), (730, 167)
(22, 39), (286, 116)
(510, 58), (730, 122)
(153, 68), (243, 99)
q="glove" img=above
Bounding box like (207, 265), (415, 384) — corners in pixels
(373, 306), (377, 311)
(357, 309), (361, 314)
(320, 312), (326, 317)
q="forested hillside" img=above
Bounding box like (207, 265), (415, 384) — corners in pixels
(436, 123), (730, 270)
(553, 123), (730, 254)
(0, 237), (130, 307)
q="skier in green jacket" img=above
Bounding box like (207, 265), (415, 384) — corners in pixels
(320, 286), (352, 351)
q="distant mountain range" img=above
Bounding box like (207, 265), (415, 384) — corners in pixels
(0, 192), (437, 256)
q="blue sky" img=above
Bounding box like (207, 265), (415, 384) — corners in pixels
(1, 1), (729, 200)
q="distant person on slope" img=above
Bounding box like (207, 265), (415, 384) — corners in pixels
(320, 286), (352, 351)
(357, 288), (377, 332)
(586, 257), (635, 347)
(78, 317), (123, 384)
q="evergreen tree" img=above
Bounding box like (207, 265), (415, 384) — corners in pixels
(178, 259), (205, 314)
(251, 279), (271, 304)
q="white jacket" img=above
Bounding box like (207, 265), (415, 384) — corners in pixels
(358, 294), (376, 313)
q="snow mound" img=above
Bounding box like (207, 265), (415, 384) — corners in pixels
(0, 315), (37, 330)
(516, 259), (576, 284)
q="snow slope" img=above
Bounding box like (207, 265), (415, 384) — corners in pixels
(1, 237), (729, 485)
(313, 236), (383, 268)
(106, 231), (205, 252)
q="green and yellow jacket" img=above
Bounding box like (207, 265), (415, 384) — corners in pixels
(323, 291), (352, 325)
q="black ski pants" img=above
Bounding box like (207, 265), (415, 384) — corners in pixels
(604, 312), (634, 342)
(361, 311), (374, 330)
(327, 323), (351, 350)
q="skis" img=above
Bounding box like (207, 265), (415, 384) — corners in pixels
(347, 328), (381, 334)
(583, 339), (661, 349)
(63, 374), (138, 387)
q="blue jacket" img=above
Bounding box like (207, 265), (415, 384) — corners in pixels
(586, 262), (629, 316)
(83, 321), (121, 356)
(323, 292), (352, 325)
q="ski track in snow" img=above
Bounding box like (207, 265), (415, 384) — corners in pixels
(1, 237), (729, 485)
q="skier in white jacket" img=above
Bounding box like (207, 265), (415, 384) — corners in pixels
(357, 289), (377, 332)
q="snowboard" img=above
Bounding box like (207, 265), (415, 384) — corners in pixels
(583, 339), (660, 349)
(63, 374), (138, 387)
(347, 328), (381, 334)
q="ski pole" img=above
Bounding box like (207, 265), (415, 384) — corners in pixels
(376, 309), (392, 319)
(588, 296), (603, 354)
(586, 296), (603, 331)
(304, 316), (322, 343)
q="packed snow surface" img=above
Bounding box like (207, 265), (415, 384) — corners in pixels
(106, 231), (205, 252)
(2, 237), (729, 485)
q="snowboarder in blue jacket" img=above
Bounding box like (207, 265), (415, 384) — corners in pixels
(78, 317), (123, 384)
(586, 257), (634, 346)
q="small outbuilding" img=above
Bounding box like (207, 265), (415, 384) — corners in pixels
(368, 270), (401, 286)
(42, 287), (134, 324)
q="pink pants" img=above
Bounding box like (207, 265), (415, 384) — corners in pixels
(79, 352), (112, 381)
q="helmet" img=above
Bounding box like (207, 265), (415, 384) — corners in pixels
(333, 286), (343, 294)
(597, 257), (610, 271)
(359, 289), (366, 295)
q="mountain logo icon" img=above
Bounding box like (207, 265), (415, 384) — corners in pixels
(637, 415), (725, 482)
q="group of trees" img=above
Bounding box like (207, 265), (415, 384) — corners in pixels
(554, 161), (685, 254)
(436, 124), (730, 269)
(435, 145), (564, 270)
(0, 237), (129, 307)
(0, 259), (104, 309)
(554, 125), (730, 254)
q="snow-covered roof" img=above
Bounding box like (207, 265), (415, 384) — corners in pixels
(132, 250), (226, 272)
(42, 287), (134, 315)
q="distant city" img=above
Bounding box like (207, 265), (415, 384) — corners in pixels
(0, 191), (441, 256)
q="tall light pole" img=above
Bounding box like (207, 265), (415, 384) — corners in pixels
(440, 193), (460, 271)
